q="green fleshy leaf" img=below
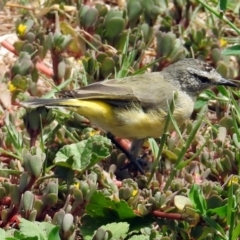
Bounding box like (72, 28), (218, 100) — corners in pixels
(222, 45), (240, 55)
(207, 205), (227, 218)
(0, 228), (6, 239)
(220, 0), (228, 11)
(86, 191), (136, 219)
(101, 222), (129, 239)
(19, 218), (56, 239)
(105, 17), (125, 39)
(48, 226), (61, 240)
(189, 184), (207, 215)
(54, 135), (111, 171)
(232, 222), (240, 240)
(128, 236), (148, 240)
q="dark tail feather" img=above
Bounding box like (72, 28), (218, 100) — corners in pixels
(21, 98), (72, 108)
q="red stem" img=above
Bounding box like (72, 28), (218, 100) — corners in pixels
(1, 40), (53, 78)
(153, 210), (184, 220)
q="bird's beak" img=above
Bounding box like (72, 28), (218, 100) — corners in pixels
(217, 78), (238, 87)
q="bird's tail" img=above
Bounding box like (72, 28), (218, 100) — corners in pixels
(21, 98), (80, 108)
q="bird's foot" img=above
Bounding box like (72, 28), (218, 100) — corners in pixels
(120, 156), (148, 174)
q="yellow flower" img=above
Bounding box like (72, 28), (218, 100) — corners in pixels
(228, 175), (239, 186)
(8, 82), (16, 92)
(132, 189), (138, 197)
(220, 38), (228, 48)
(73, 181), (80, 189)
(89, 129), (100, 137)
(17, 24), (27, 36)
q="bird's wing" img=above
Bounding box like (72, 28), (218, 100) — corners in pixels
(60, 81), (136, 101)
(59, 73), (143, 100)
(60, 72), (175, 110)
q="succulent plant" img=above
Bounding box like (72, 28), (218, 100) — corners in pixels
(154, 31), (186, 71)
(1, 0), (240, 239)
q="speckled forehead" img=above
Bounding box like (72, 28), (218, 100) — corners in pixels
(202, 62), (214, 72)
(202, 62), (222, 79)
(186, 63), (219, 78)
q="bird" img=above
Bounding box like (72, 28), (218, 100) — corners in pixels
(22, 58), (237, 173)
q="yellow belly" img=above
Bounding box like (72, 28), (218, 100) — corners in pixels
(69, 95), (194, 139)
(111, 104), (193, 139)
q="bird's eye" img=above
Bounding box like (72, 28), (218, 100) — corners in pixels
(198, 76), (210, 84)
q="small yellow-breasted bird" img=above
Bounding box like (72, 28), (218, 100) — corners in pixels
(22, 58), (237, 172)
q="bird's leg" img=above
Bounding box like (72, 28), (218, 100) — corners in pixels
(130, 139), (146, 156)
(122, 139), (148, 173)
(107, 133), (146, 174)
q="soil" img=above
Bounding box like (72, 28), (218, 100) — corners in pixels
(0, 7), (19, 79)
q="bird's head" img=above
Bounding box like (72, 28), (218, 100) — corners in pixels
(163, 58), (237, 95)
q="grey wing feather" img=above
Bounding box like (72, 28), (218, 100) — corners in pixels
(60, 72), (174, 110)
(60, 82), (136, 100)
